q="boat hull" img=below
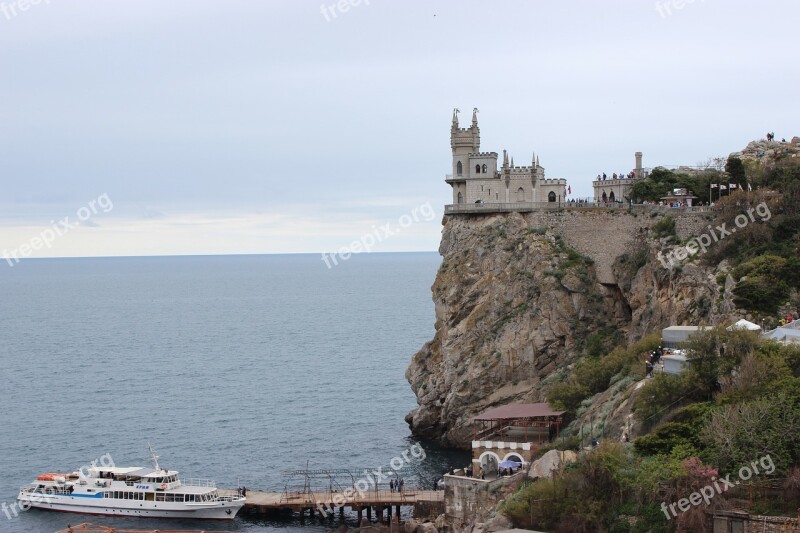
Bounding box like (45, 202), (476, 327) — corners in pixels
(18, 494), (243, 520)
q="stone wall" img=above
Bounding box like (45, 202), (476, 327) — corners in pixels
(712, 511), (800, 532)
(443, 473), (521, 529)
(494, 209), (712, 284)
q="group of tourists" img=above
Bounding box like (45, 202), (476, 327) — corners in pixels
(766, 132), (788, 143)
(388, 478), (404, 493)
(645, 346), (665, 378)
(597, 172), (636, 181)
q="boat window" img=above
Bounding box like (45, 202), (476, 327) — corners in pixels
(155, 493), (165, 502)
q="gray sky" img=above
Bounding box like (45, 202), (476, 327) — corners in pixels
(1, 0), (798, 259)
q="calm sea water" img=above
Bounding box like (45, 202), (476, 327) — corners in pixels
(0, 253), (467, 533)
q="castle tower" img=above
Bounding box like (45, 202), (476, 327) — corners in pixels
(451, 108), (480, 179)
(635, 152), (643, 179)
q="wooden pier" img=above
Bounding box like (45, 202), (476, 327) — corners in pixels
(218, 488), (444, 522)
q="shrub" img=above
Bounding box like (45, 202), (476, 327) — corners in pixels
(633, 372), (704, 428)
(548, 382), (590, 413)
(652, 216), (676, 239)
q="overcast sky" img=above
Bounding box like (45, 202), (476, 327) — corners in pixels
(1, 0), (798, 259)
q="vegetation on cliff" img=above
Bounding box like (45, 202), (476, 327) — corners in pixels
(632, 150), (800, 318)
(504, 328), (800, 532)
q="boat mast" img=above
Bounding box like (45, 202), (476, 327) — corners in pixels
(147, 444), (162, 472)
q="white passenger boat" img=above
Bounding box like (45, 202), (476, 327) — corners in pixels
(17, 447), (245, 520)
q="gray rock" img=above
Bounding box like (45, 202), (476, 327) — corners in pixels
(486, 513), (512, 532)
(528, 450), (565, 480)
(416, 522), (439, 533)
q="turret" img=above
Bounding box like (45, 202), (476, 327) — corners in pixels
(451, 107), (480, 178)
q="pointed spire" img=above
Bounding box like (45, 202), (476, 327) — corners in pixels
(532, 152), (536, 166)
(536, 155), (540, 168)
(452, 108), (460, 129)
(472, 107), (479, 127)
(511, 157), (515, 168)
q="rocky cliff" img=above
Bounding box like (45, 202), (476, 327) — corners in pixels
(405, 209), (738, 448)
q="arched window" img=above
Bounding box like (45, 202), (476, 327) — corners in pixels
(475, 164), (481, 174)
(609, 191), (616, 202)
(602, 191), (608, 203)
(548, 191), (557, 203)
(516, 187), (525, 202)
(456, 161), (463, 176)
(482, 164), (487, 173)
(457, 192), (463, 204)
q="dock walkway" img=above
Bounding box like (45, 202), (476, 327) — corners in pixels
(219, 488), (443, 521)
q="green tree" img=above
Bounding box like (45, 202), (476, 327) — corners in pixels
(725, 156), (747, 189)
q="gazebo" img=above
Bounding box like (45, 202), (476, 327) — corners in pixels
(471, 403), (564, 478)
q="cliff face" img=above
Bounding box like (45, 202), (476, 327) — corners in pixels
(405, 210), (737, 448)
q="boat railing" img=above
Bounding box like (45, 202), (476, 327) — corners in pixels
(216, 494), (244, 502)
(181, 478), (216, 488)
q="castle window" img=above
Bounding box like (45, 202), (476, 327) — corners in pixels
(457, 192), (463, 204)
(475, 164), (481, 174)
(482, 164), (487, 173)
(609, 191), (616, 202)
(517, 187), (525, 202)
(457, 161), (463, 176)
(548, 191), (556, 203)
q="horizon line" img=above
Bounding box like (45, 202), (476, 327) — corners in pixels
(3, 250), (441, 263)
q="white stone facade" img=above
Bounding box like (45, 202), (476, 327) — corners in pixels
(447, 109), (567, 205)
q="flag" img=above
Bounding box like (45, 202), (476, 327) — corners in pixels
(711, 184), (719, 188)
(720, 185), (727, 190)
(568, 185), (572, 195)
(729, 183), (737, 189)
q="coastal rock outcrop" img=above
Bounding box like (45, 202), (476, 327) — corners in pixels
(405, 210), (738, 447)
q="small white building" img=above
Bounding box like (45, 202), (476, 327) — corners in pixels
(765, 326), (800, 345)
(661, 352), (689, 375)
(662, 326), (712, 348)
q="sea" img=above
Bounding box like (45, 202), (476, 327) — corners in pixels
(0, 253), (468, 533)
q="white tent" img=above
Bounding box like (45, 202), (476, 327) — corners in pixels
(728, 319), (761, 331)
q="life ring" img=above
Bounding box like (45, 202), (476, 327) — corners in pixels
(161, 483), (167, 490)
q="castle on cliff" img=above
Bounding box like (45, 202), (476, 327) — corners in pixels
(446, 109), (567, 205)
